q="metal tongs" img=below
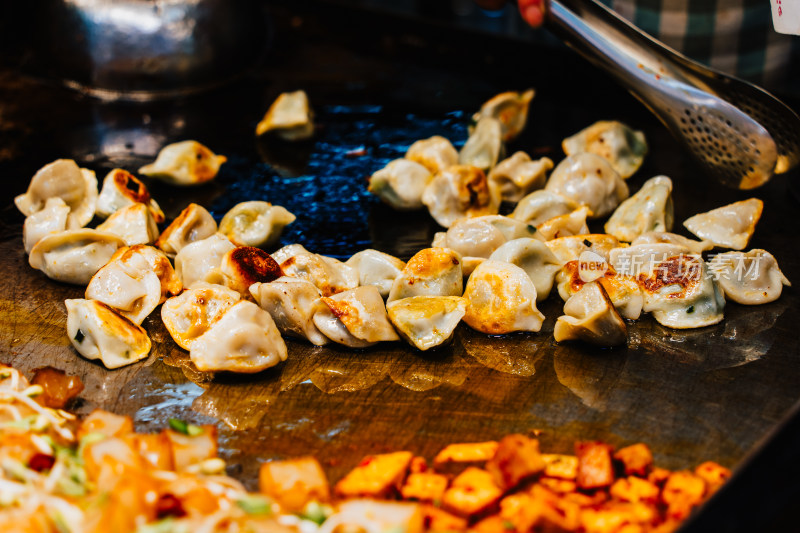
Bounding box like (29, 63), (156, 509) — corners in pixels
(545, 0), (800, 189)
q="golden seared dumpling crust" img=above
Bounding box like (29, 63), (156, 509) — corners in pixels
(545, 234), (622, 264)
(387, 296), (466, 351)
(554, 281), (627, 346)
(96, 203), (160, 246)
(562, 120), (648, 178)
(96, 168), (164, 222)
(368, 159), (433, 210)
(161, 282), (241, 350)
(139, 140), (227, 186)
(256, 90), (314, 141)
(488, 151), (552, 203)
(555, 259), (643, 320)
(708, 249), (790, 305)
(421, 165), (500, 228)
(683, 198), (763, 250)
(405, 136), (459, 175)
(113, 245), (182, 301)
(208, 246), (283, 298)
(605, 176), (674, 243)
(250, 276), (329, 346)
(218, 201), (296, 248)
(313, 286), (400, 348)
(536, 206), (591, 241)
(156, 203), (218, 256)
(29, 229), (125, 286)
(545, 153), (629, 219)
(387, 247), (463, 303)
(15, 159), (98, 229)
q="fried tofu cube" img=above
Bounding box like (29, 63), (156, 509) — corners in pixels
(694, 461), (730, 494)
(422, 504), (468, 531)
(472, 515), (517, 533)
(499, 492), (542, 532)
(332, 499), (424, 533)
(576, 441), (615, 490)
(528, 484), (582, 531)
(542, 454), (579, 480)
(661, 471), (707, 521)
(335, 451), (413, 499)
(259, 456), (330, 512)
(78, 409), (134, 440)
(165, 425), (218, 472)
(647, 467), (671, 487)
(433, 441), (498, 468)
(486, 434), (546, 490)
(610, 476), (659, 504)
(401, 472), (449, 502)
(579, 502), (655, 533)
(442, 467), (503, 517)
(538, 477), (578, 494)
(410, 455), (428, 474)
(613, 444), (653, 477)
(127, 431), (173, 470)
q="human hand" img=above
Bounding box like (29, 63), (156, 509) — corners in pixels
(518, 0), (545, 27)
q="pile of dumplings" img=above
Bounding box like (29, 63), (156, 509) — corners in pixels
(15, 91), (792, 375)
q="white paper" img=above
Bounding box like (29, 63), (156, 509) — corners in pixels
(771, 0), (800, 35)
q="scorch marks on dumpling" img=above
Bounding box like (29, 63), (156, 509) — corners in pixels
(190, 301), (287, 373)
(139, 140), (227, 186)
(536, 206), (591, 241)
(15, 159), (98, 229)
(205, 246), (283, 298)
(609, 243), (690, 278)
(387, 296), (466, 351)
(562, 120), (647, 179)
(387, 248), (463, 303)
(313, 286), (400, 348)
(345, 249), (406, 299)
(96, 168), (164, 222)
(280, 252), (358, 297)
(546, 234), (622, 264)
(458, 116), (503, 172)
(405, 136), (459, 175)
(96, 203), (160, 246)
(510, 190), (580, 226)
(421, 165), (500, 228)
(156, 203), (217, 257)
(545, 153), (629, 219)
(489, 238), (562, 301)
(556, 259), (643, 320)
(161, 282), (241, 350)
(218, 201), (296, 248)
(255, 90), (314, 141)
(29, 229), (126, 285)
(554, 281), (627, 346)
(471, 89), (535, 142)
(174, 233), (237, 287)
(708, 249), (790, 305)
(66, 299), (151, 369)
(488, 152), (552, 203)
(250, 276), (329, 346)
(605, 176), (673, 242)
(22, 197), (70, 254)
(463, 260), (545, 334)
(368, 159), (433, 210)
(683, 198), (763, 250)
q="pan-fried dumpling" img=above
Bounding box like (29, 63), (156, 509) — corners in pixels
(161, 282), (241, 350)
(708, 249), (790, 305)
(510, 190), (580, 226)
(562, 120), (647, 178)
(65, 299), (151, 369)
(683, 198), (763, 250)
(15, 159), (98, 229)
(386, 296), (466, 351)
(545, 153), (629, 218)
(156, 203), (217, 256)
(190, 301), (287, 373)
(110, 245), (182, 301)
(255, 90), (314, 141)
(605, 176), (673, 242)
(387, 248), (463, 303)
(536, 206), (591, 241)
(487, 152), (552, 203)
(631, 232), (712, 254)
(85, 249), (162, 325)
(609, 243), (689, 278)
(463, 260), (545, 334)
(205, 246), (283, 298)
(139, 141), (227, 186)
(22, 197), (70, 254)
(471, 89), (535, 142)
(96, 203), (160, 246)
(280, 252), (358, 297)
(312, 286), (400, 348)
(555, 257), (643, 319)
(29, 229), (125, 285)
(421, 165), (500, 228)
(250, 276), (329, 346)
(271, 243), (310, 265)
(554, 281), (627, 346)
(546, 234), (622, 264)
(218, 201), (296, 248)
(459, 116), (503, 171)
(640, 253), (725, 328)
(406, 136), (458, 174)
(174, 233), (236, 287)
(368, 159), (433, 210)
(489, 238), (562, 301)
(345, 249), (406, 298)
(96, 168), (164, 222)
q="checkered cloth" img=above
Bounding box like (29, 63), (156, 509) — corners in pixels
(599, 0), (798, 89)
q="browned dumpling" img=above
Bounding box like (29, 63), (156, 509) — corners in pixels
(471, 89), (535, 142)
(683, 198), (763, 250)
(387, 248), (463, 303)
(313, 286), (400, 348)
(96, 168), (164, 222)
(406, 136), (459, 174)
(156, 203), (217, 256)
(255, 90), (314, 141)
(139, 141), (227, 186)
(421, 165), (500, 228)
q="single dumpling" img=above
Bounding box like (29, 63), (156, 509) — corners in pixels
(545, 234), (622, 264)
(536, 206), (591, 241)
(15, 159), (98, 229)
(605, 176), (673, 242)
(708, 249), (790, 305)
(471, 89), (535, 142)
(386, 296), (466, 351)
(405, 136), (459, 175)
(271, 243), (310, 265)
(110, 245), (182, 301)
(639, 253), (725, 329)
(545, 153), (629, 218)
(161, 282), (241, 350)
(66, 299), (151, 369)
(218, 201), (296, 248)
(368, 159), (433, 210)
(345, 249), (406, 298)
(29, 229), (125, 285)
(463, 260), (545, 334)
(250, 276), (329, 346)
(631, 232), (712, 254)
(487, 152), (552, 203)
(489, 238), (562, 301)
(280, 252), (359, 297)
(255, 90), (314, 141)
(562, 120), (648, 178)
(312, 286), (400, 348)
(421, 165), (500, 228)
(205, 246), (283, 298)
(96, 168), (164, 222)
(190, 301), (288, 373)
(458, 116), (503, 172)
(555, 257), (643, 319)
(510, 190), (580, 226)
(96, 203), (160, 246)
(22, 197), (70, 254)
(554, 281), (627, 346)
(139, 141), (227, 186)
(174, 233), (236, 287)
(683, 198), (763, 250)
(156, 203), (218, 256)
(387, 248), (463, 303)
(609, 243), (690, 278)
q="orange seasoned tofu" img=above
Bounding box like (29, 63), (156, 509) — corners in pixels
(442, 467), (503, 518)
(528, 484), (582, 531)
(410, 455), (428, 474)
(127, 431), (173, 471)
(472, 514), (516, 533)
(694, 461), (730, 494)
(613, 444), (653, 477)
(433, 441), (498, 467)
(78, 409), (134, 440)
(542, 453), (578, 480)
(164, 425), (218, 472)
(259, 456), (330, 512)
(334, 499), (424, 533)
(647, 467), (671, 487)
(576, 441), (615, 490)
(661, 471), (707, 521)
(486, 434), (546, 490)
(579, 502), (656, 533)
(401, 472), (449, 502)
(422, 504), (468, 531)
(610, 476), (660, 504)
(335, 451), (413, 498)
(538, 477), (578, 494)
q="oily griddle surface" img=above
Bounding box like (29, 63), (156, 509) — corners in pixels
(1, 4), (799, 495)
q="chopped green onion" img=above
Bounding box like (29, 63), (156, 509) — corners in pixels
(236, 495), (273, 516)
(300, 501), (332, 525)
(583, 239), (592, 247)
(503, 520), (516, 531)
(687, 305), (695, 314)
(168, 418), (204, 436)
